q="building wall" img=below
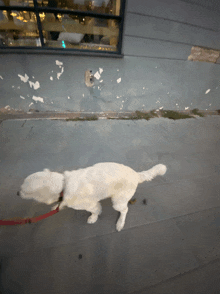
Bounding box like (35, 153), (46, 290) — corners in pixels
(1, 0), (220, 113)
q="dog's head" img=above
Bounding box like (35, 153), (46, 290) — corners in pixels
(18, 169), (64, 205)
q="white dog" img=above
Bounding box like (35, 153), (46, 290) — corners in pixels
(19, 163), (167, 231)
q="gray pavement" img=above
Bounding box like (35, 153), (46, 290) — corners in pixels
(0, 116), (220, 294)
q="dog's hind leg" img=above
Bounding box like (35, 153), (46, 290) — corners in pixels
(86, 202), (102, 224)
(113, 202), (128, 232)
(112, 190), (136, 232)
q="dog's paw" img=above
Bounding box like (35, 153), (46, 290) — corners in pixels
(116, 219), (125, 232)
(87, 214), (98, 224)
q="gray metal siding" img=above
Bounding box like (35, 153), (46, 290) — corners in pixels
(124, 12), (220, 51)
(123, 0), (220, 59)
(180, 0), (220, 12)
(126, 0), (220, 31)
(123, 36), (192, 59)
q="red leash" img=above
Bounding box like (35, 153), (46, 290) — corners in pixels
(0, 192), (63, 226)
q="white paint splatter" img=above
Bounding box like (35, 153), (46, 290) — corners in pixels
(116, 96), (120, 98)
(99, 68), (103, 74)
(94, 71), (101, 80)
(32, 76), (35, 79)
(5, 105), (10, 109)
(209, 104), (212, 106)
(50, 77), (53, 81)
(20, 95), (25, 99)
(29, 80), (40, 90)
(17, 86), (20, 89)
(185, 107), (189, 110)
(32, 96), (44, 103)
(82, 94), (84, 97)
(98, 86), (100, 89)
(143, 87), (145, 89)
(59, 65), (62, 68)
(159, 107), (163, 109)
(12, 86), (14, 88)
(176, 103), (178, 106)
(117, 69), (119, 71)
(18, 74), (29, 83)
(205, 89), (210, 94)
(155, 66), (157, 68)
(100, 80), (103, 83)
(0, 75), (3, 79)
(57, 67), (64, 80)
(27, 95), (30, 97)
(68, 96), (70, 99)
(51, 102), (53, 104)
(117, 78), (121, 83)
(56, 60), (63, 66)
(29, 102), (34, 107)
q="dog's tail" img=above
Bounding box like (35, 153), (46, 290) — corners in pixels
(138, 164), (167, 184)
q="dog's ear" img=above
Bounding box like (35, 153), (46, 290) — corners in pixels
(43, 168), (50, 173)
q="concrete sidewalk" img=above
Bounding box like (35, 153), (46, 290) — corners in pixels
(0, 116), (220, 294)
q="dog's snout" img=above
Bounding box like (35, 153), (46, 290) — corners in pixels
(17, 191), (20, 196)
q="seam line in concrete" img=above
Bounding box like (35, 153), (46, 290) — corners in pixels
(130, 258), (220, 294)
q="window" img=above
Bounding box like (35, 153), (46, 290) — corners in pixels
(0, 0), (125, 54)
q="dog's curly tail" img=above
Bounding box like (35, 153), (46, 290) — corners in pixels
(138, 164), (167, 184)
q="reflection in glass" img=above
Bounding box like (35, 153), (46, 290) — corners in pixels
(0, 10), (40, 46)
(37, 0), (121, 16)
(0, 0), (34, 7)
(41, 13), (119, 50)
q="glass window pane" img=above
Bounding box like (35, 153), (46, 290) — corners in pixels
(0, 10), (41, 46)
(37, 0), (121, 16)
(41, 13), (119, 51)
(0, 0), (34, 7)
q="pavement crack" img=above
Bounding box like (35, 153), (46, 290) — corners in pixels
(21, 120), (27, 127)
(26, 126), (34, 138)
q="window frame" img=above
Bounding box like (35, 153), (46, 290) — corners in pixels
(0, 0), (126, 56)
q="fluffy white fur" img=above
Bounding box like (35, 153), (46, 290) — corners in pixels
(58, 162), (166, 231)
(19, 163), (167, 231)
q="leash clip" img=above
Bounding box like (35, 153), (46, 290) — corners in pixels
(26, 218), (32, 224)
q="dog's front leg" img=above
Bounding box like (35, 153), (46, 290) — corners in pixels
(51, 201), (66, 211)
(86, 202), (102, 224)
